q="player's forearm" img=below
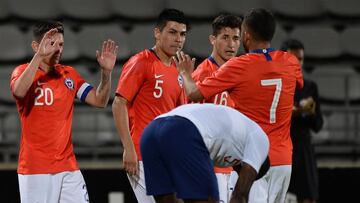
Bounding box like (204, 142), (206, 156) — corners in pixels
(13, 54), (43, 98)
(231, 163), (257, 203)
(181, 73), (204, 102)
(94, 70), (111, 107)
(112, 97), (135, 151)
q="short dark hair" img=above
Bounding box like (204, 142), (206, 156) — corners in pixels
(33, 21), (64, 42)
(280, 39), (304, 51)
(243, 8), (276, 42)
(156, 8), (188, 31)
(212, 14), (242, 36)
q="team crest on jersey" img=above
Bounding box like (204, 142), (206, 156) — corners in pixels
(64, 78), (74, 90)
(178, 75), (183, 88)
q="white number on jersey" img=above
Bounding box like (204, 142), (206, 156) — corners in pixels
(261, 78), (282, 124)
(34, 87), (54, 106)
(153, 79), (164, 98)
(213, 92), (228, 106)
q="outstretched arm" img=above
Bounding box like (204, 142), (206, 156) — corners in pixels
(13, 28), (59, 98)
(173, 51), (204, 102)
(230, 163), (257, 203)
(85, 39), (118, 107)
(112, 96), (138, 176)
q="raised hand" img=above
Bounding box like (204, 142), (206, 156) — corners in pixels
(37, 28), (59, 58)
(96, 39), (119, 72)
(173, 51), (196, 76)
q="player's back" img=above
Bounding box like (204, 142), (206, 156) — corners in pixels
(212, 49), (303, 165)
(158, 103), (268, 168)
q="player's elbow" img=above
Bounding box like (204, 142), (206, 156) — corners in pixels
(92, 97), (109, 108)
(12, 88), (26, 99)
(97, 102), (108, 108)
(112, 96), (127, 112)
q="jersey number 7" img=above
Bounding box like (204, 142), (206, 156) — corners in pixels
(261, 79), (282, 124)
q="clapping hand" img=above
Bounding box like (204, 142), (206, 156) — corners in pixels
(96, 39), (119, 72)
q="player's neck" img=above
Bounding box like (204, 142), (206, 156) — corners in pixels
(152, 46), (172, 66)
(210, 53), (226, 67)
(248, 41), (271, 52)
(39, 62), (55, 73)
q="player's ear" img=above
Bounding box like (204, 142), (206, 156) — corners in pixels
(244, 30), (251, 42)
(209, 34), (216, 45)
(31, 41), (39, 53)
(154, 27), (161, 41)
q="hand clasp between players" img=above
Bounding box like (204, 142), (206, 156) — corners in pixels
(96, 39), (119, 72)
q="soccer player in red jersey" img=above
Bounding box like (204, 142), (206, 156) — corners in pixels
(112, 9), (188, 202)
(10, 21), (118, 203)
(175, 8), (303, 203)
(192, 14), (241, 203)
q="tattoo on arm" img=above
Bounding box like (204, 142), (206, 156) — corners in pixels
(96, 71), (111, 106)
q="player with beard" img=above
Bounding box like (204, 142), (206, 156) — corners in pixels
(174, 8), (303, 203)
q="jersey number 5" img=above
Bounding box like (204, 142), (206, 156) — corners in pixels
(153, 79), (163, 98)
(261, 79), (282, 124)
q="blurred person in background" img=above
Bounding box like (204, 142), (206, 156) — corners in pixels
(191, 13), (242, 203)
(281, 39), (324, 203)
(10, 21), (118, 203)
(112, 8), (188, 202)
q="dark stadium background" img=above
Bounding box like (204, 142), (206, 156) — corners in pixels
(1, 0), (360, 202)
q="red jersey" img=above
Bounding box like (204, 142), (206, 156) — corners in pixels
(10, 64), (93, 174)
(192, 57), (234, 174)
(116, 49), (186, 160)
(197, 49), (303, 166)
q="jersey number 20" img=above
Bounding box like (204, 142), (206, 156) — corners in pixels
(34, 87), (54, 106)
(261, 79), (282, 124)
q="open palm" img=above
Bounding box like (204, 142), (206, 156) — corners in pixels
(37, 28), (59, 58)
(96, 39), (119, 72)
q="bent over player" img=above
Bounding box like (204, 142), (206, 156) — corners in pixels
(141, 103), (270, 203)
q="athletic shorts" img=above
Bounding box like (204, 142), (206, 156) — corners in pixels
(18, 170), (89, 203)
(140, 116), (219, 201)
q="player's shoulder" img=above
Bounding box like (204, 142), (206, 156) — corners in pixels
(55, 64), (80, 76)
(125, 49), (154, 66)
(273, 50), (300, 66)
(193, 59), (214, 78)
(57, 64), (75, 71)
(11, 64), (29, 77)
(13, 63), (28, 72)
(222, 55), (252, 70)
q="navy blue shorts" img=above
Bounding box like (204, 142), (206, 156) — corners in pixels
(140, 116), (219, 201)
